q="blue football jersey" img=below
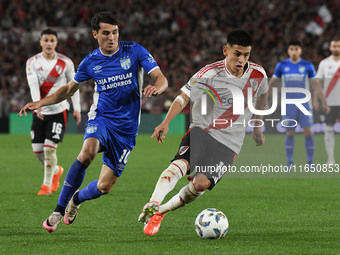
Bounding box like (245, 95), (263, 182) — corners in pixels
(74, 41), (159, 135)
(273, 58), (316, 99)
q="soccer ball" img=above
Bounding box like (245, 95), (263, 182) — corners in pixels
(194, 208), (229, 239)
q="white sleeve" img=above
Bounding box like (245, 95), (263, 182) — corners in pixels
(65, 58), (76, 82)
(71, 90), (81, 112)
(65, 59), (81, 112)
(258, 72), (269, 96)
(181, 72), (209, 101)
(315, 60), (324, 79)
(26, 59), (41, 102)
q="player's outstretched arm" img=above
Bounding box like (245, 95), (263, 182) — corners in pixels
(151, 92), (190, 143)
(252, 92), (267, 146)
(18, 80), (81, 117)
(143, 68), (168, 97)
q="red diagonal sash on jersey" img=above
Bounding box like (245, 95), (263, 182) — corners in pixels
(204, 69), (264, 131)
(325, 65), (340, 98)
(40, 59), (66, 99)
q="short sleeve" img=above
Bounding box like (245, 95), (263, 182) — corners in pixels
(273, 62), (282, 78)
(257, 75), (269, 96)
(73, 56), (91, 83)
(315, 60), (325, 79)
(65, 59), (76, 82)
(136, 43), (159, 74)
(307, 62), (317, 78)
(181, 72), (209, 102)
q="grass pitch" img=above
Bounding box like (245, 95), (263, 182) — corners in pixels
(0, 133), (339, 255)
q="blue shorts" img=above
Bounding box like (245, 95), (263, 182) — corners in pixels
(281, 103), (314, 129)
(84, 117), (136, 177)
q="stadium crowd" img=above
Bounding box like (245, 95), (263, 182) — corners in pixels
(0, 0), (339, 117)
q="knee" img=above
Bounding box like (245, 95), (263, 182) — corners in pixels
(44, 146), (56, 157)
(286, 130), (294, 136)
(97, 181), (114, 194)
(193, 174), (211, 192)
(304, 130), (312, 137)
(78, 149), (96, 166)
(168, 159), (189, 178)
(305, 133), (313, 138)
(303, 127), (312, 137)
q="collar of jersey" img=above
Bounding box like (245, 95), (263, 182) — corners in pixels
(99, 47), (120, 57)
(288, 58), (301, 64)
(41, 51), (58, 61)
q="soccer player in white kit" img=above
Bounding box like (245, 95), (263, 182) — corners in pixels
(138, 30), (268, 236)
(26, 28), (81, 195)
(315, 38), (340, 165)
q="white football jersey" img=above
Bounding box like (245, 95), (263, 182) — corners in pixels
(316, 56), (340, 106)
(26, 52), (81, 115)
(181, 60), (268, 154)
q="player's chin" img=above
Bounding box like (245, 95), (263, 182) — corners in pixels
(107, 43), (116, 49)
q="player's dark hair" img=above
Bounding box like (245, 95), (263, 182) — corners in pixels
(331, 36), (340, 42)
(288, 40), (301, 47)
(227, 30), (253, 47)
(91, 12), (120, 32)
(41, 28), (57, 38)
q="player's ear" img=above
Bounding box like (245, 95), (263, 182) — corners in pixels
(223, 45), (228, 57)
(92, 30), (98, 39)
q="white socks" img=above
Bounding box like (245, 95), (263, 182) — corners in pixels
(32, 140), (59, 188)
(32, 143), (44, 164)
(159, 181), (204, 214)
(43, 140), (59, 188)
(150, 160), (187, 204)
(324, 125), (335, 163)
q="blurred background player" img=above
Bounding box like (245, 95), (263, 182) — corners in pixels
(315, 37), (340, 165)
(26, 28), (81, 195)
(138, 30), (268, 236)
(19, 12), (168, 232)
(268, 41), (329, 169)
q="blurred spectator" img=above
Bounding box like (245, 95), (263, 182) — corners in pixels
(0, 0), (340, 116)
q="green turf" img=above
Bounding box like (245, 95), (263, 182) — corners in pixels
(0, 133), (339, 255)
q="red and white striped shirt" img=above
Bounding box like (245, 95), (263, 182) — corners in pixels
(181, 59), (268, 154)
(26, 52), (80, 115)
(316, 55), (340, 106)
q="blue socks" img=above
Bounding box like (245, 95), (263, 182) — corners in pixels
(55, 159), (87, 211)
(54, 160), (104, 215)
(305, 136), (314, 164)
(77, 180), (102, 204)
(284, 135), (315, 166)
(285, 135), (294, 164)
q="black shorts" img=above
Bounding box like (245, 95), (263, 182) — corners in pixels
(172, 127), (236, 190)
(325, 106), (340, 125)
(31, 110), (68, 144)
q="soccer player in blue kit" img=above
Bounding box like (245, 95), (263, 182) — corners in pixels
(268, 41), (329, 169)
(18, 12), (168, 232)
